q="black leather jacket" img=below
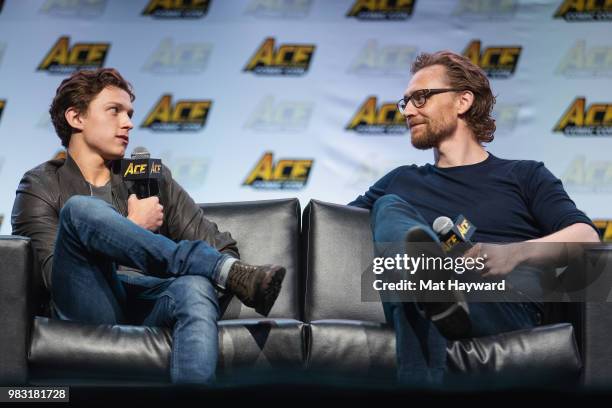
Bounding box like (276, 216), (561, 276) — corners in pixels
(11, 153), (239, 292)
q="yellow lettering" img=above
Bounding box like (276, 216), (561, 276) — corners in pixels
(563, 156), (586, 185)
(292, 46), (314, 65)
(585, 104), (607, 126)
(275, 45), (297, 65)
(143, 95), (172, 127)
(604, 105), (612, 126)
(347, 97), (378, 129)
(604, 222), (612, 241)
(169, 101), (210, 122)
(554, 98), (585, 131)
(244, 153), (274, 184)
(457, 221), (470, 237)
(124, 162), (134, 176)
(188, 101), (210, 122)
(555, 0), (584, 16)
(273, 160), (294, 180)
(499, 47), (521, 66)
(289, 160), (311, 179)
(557, 40), (585, 73)
(143, 0), (173, 14)
(350, 40), (378, 70)
(377, 103), (401, 124)
(84, 44), (108, 64)
(68, 44), (90, 64)
(245, 38), (275, 71)
(151, 163), (162, 174)
(133, 164), (147, 174)
(347, 0), (378, 15)
(463, 40), (482, 66)
(38, 37), (70, 70)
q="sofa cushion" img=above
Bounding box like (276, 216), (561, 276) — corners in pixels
(307, 320), (581, 384)
(302, 200), (384, 323)
(29, 316), (306, 382)
(217, 319), (306, 374)
(201, 198), (301, 320)
(307, 320), (396, 379)
(448, 323), (581, 377)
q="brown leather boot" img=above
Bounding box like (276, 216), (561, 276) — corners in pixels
(226, 261), (286, 317)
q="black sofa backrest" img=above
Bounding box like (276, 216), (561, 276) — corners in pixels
(200, 198), (301, 320)
(302, 200), (386, 323)
(0, 237), (31, 385)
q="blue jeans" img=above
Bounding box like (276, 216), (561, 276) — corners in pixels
(370, 194), (541, 385)
(51, 196), (229, 385)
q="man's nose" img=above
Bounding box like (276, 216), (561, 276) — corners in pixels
(123, 115), (134, 130)
(402, 101), (418, 118)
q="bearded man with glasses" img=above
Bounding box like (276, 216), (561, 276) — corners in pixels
(349, 51), (600, 386)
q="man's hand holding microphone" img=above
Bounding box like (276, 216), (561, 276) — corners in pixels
(122, 146), (163, 231)
(127, 194), (163, 231)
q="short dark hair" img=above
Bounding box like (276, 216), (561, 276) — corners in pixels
(411, 51), (496, 144)
(49, 68), (135, 148)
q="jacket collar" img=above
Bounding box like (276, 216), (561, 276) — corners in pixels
(57, 152), (90, 198)
(57, 152), (129, 213)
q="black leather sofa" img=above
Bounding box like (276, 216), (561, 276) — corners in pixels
(1, 198), (611, 389)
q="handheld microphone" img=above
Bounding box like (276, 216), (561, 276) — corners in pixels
(433, 215), (476, 257)
(121, 147), (162, 199)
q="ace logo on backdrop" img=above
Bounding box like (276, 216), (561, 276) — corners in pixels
(142, 38), (213, 74)
(452, 0), (518, 19)
(346, 0), (416, 20)
(37, 36), (109, 74)
(348, 40), (417, 76)
(142, 95), (212, 131)
(39, 0), (107, 18)
(563, 155), (612, 193)
(244, 0), (312, 18)
(243, 152), (313, 190)
(244, 96), (313, 132)
(554, 98), (612, 136)
(142, 0), (211, 18)
(244, 38), (315, 76)
(346, 96), (406, 134)
(462, 40), (521, 78)
(594, 220), (612, 241)
(556, 40), (612, 77)
(492, 104), (520, 134)
(554, 0), (612, 21)
(0, 42), (5, 68)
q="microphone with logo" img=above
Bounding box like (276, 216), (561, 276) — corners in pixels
(425, 215), (477, 339)
(432, 215), (476, 257)
(121, 147), (162, 199)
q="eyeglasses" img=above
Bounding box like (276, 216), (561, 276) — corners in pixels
(397, 88), (465, 112)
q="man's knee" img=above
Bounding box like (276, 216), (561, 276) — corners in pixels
(60, 196), (106, 225)
(166, 276), (219, 317)
(371, 194), (411, 242)
(372, 194), (405, 215)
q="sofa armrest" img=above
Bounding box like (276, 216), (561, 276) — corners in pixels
(578, 244), (612, 388)
(0, 236), (32, 385)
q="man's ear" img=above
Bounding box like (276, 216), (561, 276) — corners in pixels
(457, 90), (474, 115)
(64, 107), (84, 131)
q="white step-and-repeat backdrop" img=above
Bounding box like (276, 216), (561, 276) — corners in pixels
(0, 0), (611, 239)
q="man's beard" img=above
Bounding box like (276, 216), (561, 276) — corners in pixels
(410, 118), (456, 150)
